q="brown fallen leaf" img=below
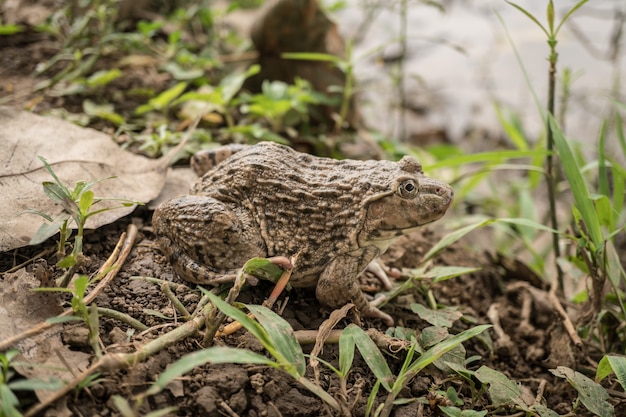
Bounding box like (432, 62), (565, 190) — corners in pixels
(0, 106), (166, 251)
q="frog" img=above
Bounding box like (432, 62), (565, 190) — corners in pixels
(153, 142), (453, 324)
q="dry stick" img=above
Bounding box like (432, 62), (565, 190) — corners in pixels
(3, 247), (56, 274)
(25, 312), (207, 417)
(0, 224), (137, 351)
(548, 280), (582, 346)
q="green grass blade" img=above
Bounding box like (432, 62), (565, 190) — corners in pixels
(549, 116), (603, 247)
(495, 11), (545, 121)
(338, 324), (356, 377)
(615, 113), (626, 157)
(597, 122), (610, 198)
(281, 52), (343, 64)
(246, 305), (305, 376)
(555, 0), (589, 35)
(425, 150), (547, 170)
(505, 1), (549, 37)
(204, 291), (273, 351)
(146, 346), (275, 396)
(345, 324), (394, 392)
(493, 102), (528, 151)
(394, 325), (491, 395)
(597, 355), (626, 391)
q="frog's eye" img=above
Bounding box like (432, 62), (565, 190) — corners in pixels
(398, 179), (419, 198)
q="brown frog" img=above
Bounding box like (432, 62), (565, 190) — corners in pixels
(153, 142), (453, 324)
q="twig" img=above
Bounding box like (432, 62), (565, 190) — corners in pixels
(24, 312), (207, 417)
(2, 247), (56, 274)
(548, 280), (582, 346)
(97, 307), (148, 332)
(161, 281), (191, 320)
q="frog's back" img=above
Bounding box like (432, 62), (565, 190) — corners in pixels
(191, 142), (404, 272)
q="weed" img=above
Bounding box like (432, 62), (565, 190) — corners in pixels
(27, 157), (140, 287)
(0, 349), (63, 416)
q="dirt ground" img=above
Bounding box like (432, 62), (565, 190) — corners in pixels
(1, 30), (624, 417)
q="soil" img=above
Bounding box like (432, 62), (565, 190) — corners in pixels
(1, 26), (624, 417)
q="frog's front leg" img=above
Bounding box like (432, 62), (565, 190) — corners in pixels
(153, 195), (266, 285)
(316, 253), (394, 325)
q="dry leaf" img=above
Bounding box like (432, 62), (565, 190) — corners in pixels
(0, 106), (166, 251)
(0, 268), (91, 403)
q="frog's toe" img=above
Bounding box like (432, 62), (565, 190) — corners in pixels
(365, 259), (393, 290)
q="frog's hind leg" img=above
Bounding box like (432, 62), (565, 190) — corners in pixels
(153, 195), (266, 285)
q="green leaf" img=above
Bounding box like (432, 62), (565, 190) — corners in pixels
(551, 366), (614, 417)
(338, 326), (356, 377)
(204, 291), (273, 351)
(0, 384), (21, 417)
(82, 100), (125, 126)
(493, 102), (528, 151)
(346, 324), (394, 392)
(9, 377), (64, 391)
(546, 0), (555, 34)
(533, 404), (560, 417)
(78, 190), (94, 217)
(281, 52), (343, 64)
(220, 64), (260, 104)
(57, 254), (77, 268)
(423, 216), (559, 262)
(46, 316), (84, 324)
(550, 116), (603, 247)
(504, 1), (549, 37)
(424, 266), (481, 283)
(29, 214), (70, 245)
(42, 181), (71, 205)
(85, 69), (122, 88)
(439, 406), (487, 417)
(555, 0), (589, 35)
(38, 156), (69, 196)
(425, 150), (548, 171)
(146, 346), (275, 396)
(246, 304), (305, 376)
(242, 258), (284, 283)
(597, 355), (626, 392)
(422, 218), (493, 262)
(136, 82), (188, 114)
(398, 325), (491, 392)
(0, 24), (25, 35)
(111, 395), (134, 417)
(475, 366), (530, 410)
(412, 305), (463, 328)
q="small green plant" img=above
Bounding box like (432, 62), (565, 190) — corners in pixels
(282, 46), (355, 133)
(504, 0), (588, 288)
(0, 349), (63, 417)
(239, 78), (336, 134)
(27, 156), (140, 287)
(42, 275), (103, 357)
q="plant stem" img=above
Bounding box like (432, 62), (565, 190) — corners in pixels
(546, 43), (564, 290)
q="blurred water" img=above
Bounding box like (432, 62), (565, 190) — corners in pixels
(334, 0), (625, 153)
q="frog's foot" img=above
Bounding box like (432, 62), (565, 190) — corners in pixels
(317, 255), (394, 326)
(365, 259), (394, 290)
(364, 300), (394, 326)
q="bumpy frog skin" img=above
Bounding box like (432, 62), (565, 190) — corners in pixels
(153, 142), (453, 324)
